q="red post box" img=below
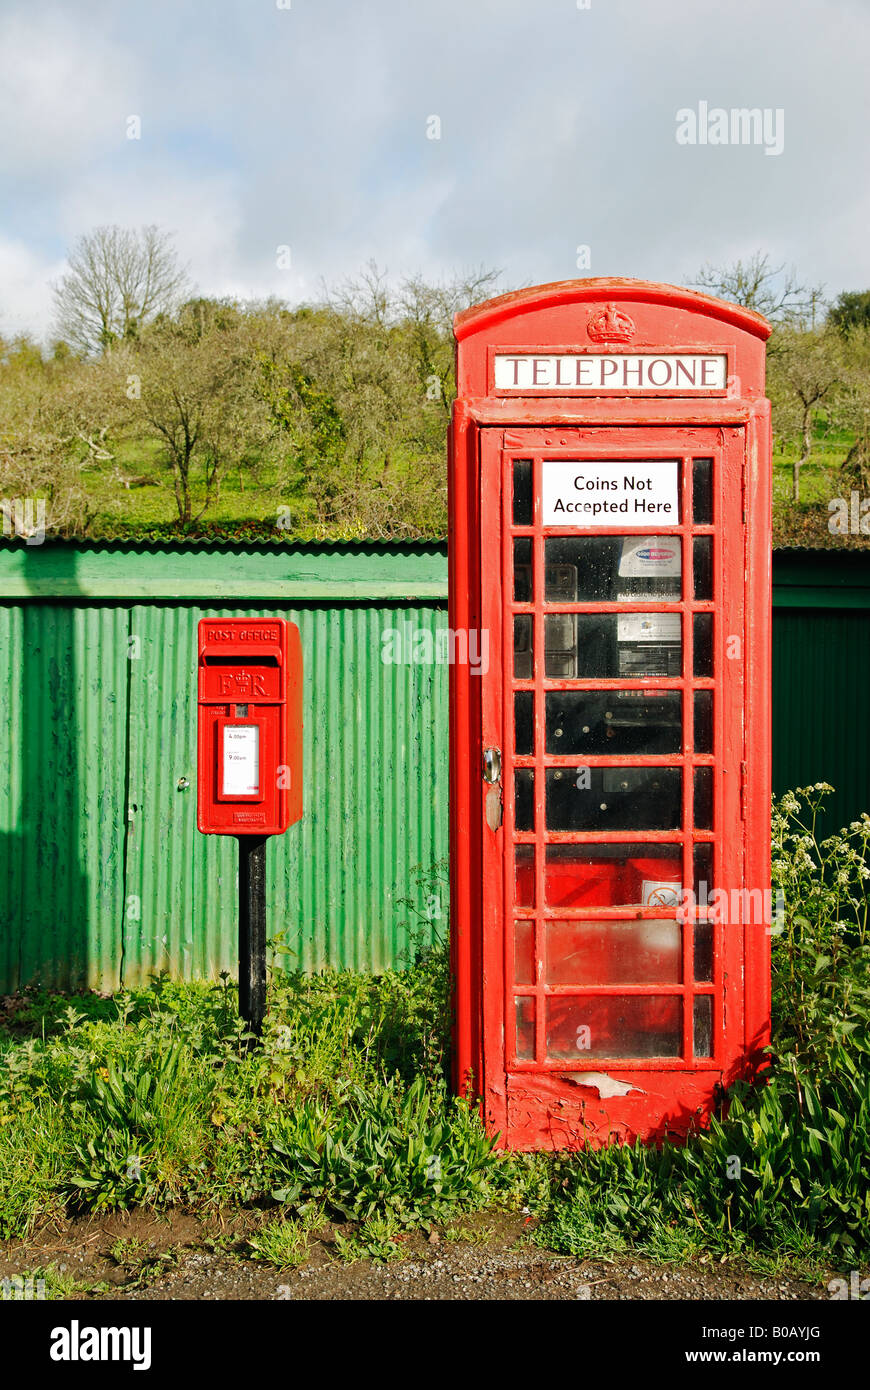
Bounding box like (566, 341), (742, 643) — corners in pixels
(197, 617), (302, 835)
(197, 617), (302, 1037)
(448, 278), (772, 1149)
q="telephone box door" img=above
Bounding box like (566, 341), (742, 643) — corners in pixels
(479, 425), (747, 1148)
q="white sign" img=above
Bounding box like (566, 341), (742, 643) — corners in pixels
(641, 879), (683, 909)
(617, 613), (681, 644)
(223, 725), (260, 797)
(493, 353), (727, 392)
(542, 460), (679, 527)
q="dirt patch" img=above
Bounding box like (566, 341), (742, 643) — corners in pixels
(0, 1208), (832, 1301)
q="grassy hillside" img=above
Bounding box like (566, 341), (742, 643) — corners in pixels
(77, 430), (858, 547)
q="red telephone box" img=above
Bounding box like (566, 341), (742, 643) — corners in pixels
(197, 618), (302, 836)
(448, 278), (772, 1148)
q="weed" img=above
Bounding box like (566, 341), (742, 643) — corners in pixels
(0, 1263), (81, 1300)
(108, 1236), (149, 1268)
(443, 1222), (492, 1246)
(122, 1249), (181, 1291)
(532, 786), (870, 1267)
(248, 1218), (310, 1270)
(333, 1212), (406, 1264)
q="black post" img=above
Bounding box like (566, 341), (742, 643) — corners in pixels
(238, 835), (267, 1039)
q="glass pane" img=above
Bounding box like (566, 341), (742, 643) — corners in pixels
(515, 997), (535, 1060)
(515, 845), (535, 907)
(693, 996), (713, 1056)
(547, 612), (682, 679)
(515, 769), (534, 831)
(694, 690), (713, 753)
(513, 459), (533, 526)
(545, 919), (683, 985)
(544, 561), (578, 602)
(693, 843), (713, 899)
(545, 690), (680, 754)
(514, 920), (535, 985)
(546, 996), (682, 1059)
(546, 767), (682, 830)
(694, 766), (713, 830)
(543, 613), (577, 678)
(513, 538), (532, 602)
(694, 922), (713, 983)
(693, 536), (713, 601)
(545, 843), (682, 907)
(693, 458), (713, 525)
(514, 615), (533, 680)
(514, 691), (533, 756)
(544, 536), (681, 603)
(693, 613), (713, 677)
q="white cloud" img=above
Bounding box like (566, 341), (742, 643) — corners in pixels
(0, 239), (65, 341)
(0, 11), (140, 177)
(1, 0), (868, 343)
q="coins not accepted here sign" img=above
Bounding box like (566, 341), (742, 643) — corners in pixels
(542, 459), (679, 527)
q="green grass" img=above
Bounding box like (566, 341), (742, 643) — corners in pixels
(0, 789), (867, 1277)
(1, 1263), (84, 1301)
(81, 439), (294, 534)
(79, 430), (448, 541)
(246, 1213), (316, 1269)
(770, 423), (864, 545)
(0, 946), (493, 1241)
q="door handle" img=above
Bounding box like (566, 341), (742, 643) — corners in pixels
(483, 747), (502, 784)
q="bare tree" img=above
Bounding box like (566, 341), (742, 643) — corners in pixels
(832, 330), (870, 491)
(767, 327), (843, 502)
(399, 265), (503, 334)
(123, 302), (274, 526)
(398, 266), (503, 416)
(323, 259), (503, 333)
(691, 251), (825, 326)
(0, 339), (98, 535)
(53, 225), (190, 355)
(322, 260), (395, 327)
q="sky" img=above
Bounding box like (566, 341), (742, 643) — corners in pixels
(0, 0), (867, 341)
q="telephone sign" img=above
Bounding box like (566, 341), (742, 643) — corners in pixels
(448, 278), (772, 1149)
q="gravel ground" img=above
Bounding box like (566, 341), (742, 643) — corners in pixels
(0, 1209), (833, 1302)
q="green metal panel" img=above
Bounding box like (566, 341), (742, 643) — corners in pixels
(771, 549), (870, 835)
(0, 603), (129, 991)
(0, 550), (449, 989)
(772, 549), (870, 609)
(772, 606), (870, 836)
(0, 541), (448, 601)
(120, 602), (449, 986)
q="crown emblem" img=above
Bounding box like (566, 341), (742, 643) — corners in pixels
(586, 303), (636, 344)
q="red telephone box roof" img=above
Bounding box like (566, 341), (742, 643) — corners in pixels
(454, 277), (772, 342)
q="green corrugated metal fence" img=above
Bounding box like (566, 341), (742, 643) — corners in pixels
(772, 550), (870, 837)
(0, 544), (449, 991)
(1, 541), (868, 992)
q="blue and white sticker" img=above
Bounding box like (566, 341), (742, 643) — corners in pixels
(618, 536), (681, 577)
